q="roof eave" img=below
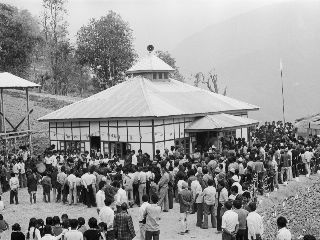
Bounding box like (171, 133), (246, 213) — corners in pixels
(126, 70), (174, 74)
(37, 108), (259, 122)
(185, 123), (259, 132)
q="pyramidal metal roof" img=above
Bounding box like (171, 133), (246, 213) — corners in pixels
(38, 77), (259, 122)
(0, 72), (40, 89)
(126, 53), (174, 74)
(186, 113), (259, 131)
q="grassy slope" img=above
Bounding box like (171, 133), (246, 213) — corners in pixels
(2, 90), (79, 154)
(257, 175), (320, 239)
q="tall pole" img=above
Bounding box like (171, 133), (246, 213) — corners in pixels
(280, 59), (286, 124)
(26, 88), (32, 154)
(1, 89), (7, 159)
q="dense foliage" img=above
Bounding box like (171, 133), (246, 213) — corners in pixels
(76, 11), (137, 89)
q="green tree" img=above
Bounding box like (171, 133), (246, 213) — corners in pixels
(155, 50), (184, 82)
(76, 10), (137, 89)
(0, 4), (42, 77)
(193, 69), (227, 95)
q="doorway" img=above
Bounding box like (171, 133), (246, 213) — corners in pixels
(90, 136), (101, 153)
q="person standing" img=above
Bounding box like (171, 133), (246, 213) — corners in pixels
(56, 166), (67, 203)
(221, 201), (239, 240)
(17, 159), (26, 188)
(291, 145), (300, 181)
(81, 169), (95, 208)
(232, 200), (248, 240)
(123, 169), (134, 207)
(280, 148), (292, 183)
(138, 195), (150, 240)
(41, 172), (52, 203)
(9, 173), (19, 204)
(216, 180), (228, 233)
(138, 167), (147, 206)
(247, 202), (264, 240)
(27, 170), (38, 204)
(158, 167), (169, 212)
(304, 147), (314, 178)
(99, 198), (115, 240)
(131, 150), (137, 167)
(144, 194), (161, 240)
(276, 216), (291, 240)
(114, 181), (128, 212)
(113, 203), (136, 240)
(96, 181), (106, 214)
(67, 169), (77, 205)
(178, 181), (192, 235)
(201, 179), (217, 229)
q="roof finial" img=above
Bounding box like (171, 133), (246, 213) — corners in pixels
(147, 45), (154, 53)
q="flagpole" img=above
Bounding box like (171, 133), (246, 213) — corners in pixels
(280, 59), (286, 124)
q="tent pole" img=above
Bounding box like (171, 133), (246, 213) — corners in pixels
(26, 88), (32, 154)
(1, 89), (7, 159)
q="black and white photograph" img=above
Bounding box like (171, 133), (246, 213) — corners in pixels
(0, 0), (319, 239)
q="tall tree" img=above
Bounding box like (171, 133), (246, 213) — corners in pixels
(193, 69), (227, 95)
(76, 11), (137, 89)
(155, 50), (184, 81)
(40, 0), (68, 94)
(0, 4), (42, 77)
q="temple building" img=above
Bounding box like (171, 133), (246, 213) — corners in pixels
(38, 49), (259, 158)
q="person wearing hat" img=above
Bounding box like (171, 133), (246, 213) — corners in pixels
(178, 181), (192, 235)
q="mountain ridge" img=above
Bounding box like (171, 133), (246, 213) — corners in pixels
(173, 1), (320, 122)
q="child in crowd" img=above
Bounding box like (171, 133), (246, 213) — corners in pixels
(41, 172), (52, 203)
(52, 216), (63, 236)
(77, 217), (87, 234)
(11, 223), (25, 240)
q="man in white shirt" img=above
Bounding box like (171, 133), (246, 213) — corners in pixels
(138, 167), (147, 205)
(9, 173), (19, 204)
(276, 216), (291, 240)
(138, 194), (150, 240)
(64, 219), (83, 240)
(200, 179), (216, 229)
(99, 198), (115, 238)
(81, 169), (95, 208)
(221, 201), (239, 239)
(44, 152), (53, 169)
(112, 181), (127, 211)
(67, 169), (77, 205)
(131, 150), (138, 166)
(304, 147), (314, 177)
(12, 161), (19, 177)
(17, 159), (26, 188)
(50, 152), (58, 168)
(96, 181), (106, 214)
(247, 202), (264, 240)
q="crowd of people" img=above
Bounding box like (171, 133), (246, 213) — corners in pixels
(0, 121), (319, 240)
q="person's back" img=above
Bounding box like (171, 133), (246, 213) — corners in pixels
(247, 202), (264, 240)
(114, 203), (136, 240)
(64, 219), (83, 240)
(145, 195), (161, 240)
(276, 216), (291, 240)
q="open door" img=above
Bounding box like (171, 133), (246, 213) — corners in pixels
(90, 136), (101, 153)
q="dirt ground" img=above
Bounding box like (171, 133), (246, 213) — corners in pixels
(0, 187), (221, 240)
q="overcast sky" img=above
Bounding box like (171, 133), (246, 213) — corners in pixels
(4, 0), (288, 55)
